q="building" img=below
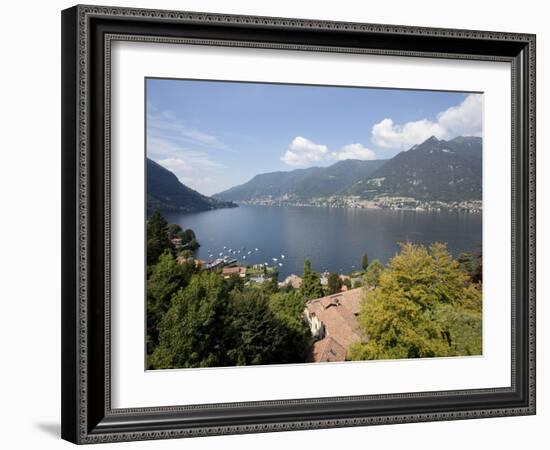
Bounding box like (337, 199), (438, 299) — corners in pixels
(170, 237), (183, 248)
(248, 275), (266, 284)
(304, 287), (364, 362)
(309, 336), (347, 363)
(222, 266), (247, 279)
(279, 274), (302, 289)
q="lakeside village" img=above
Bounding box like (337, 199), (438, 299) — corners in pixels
(172, 235), (370, 363)
(239, 194), (483, 213)
(147, 211), (483, 368)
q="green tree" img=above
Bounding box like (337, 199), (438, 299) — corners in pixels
(183, 229), (196, 243)
(349, 243), (482, 361)
(361, 252), (369, 271)
(166, 223), (183, 240)
(225, 273), (244, 293)
(300, 259), (324, 300)
(342, 278), (352, 290)
(146, 211), (172, 265)
(186, 237), (200, 251)
(269, 290), (312, 361)
(263, 274), (279, 294)
(146, 251), (194, 358)
(458, 251), (482, 284)
(435, 304), (482, 356)
(224, 289), (309, 365)
(150, 272), (228, 369)
(365, 259), (385, 288)
(327, 272), (342, 294)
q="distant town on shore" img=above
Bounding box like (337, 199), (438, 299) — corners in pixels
(148, 136), (483, 216)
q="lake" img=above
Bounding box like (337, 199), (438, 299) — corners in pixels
(164, 205), (482, 279)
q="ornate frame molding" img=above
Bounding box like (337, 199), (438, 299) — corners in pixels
(61, 5), (536, 444)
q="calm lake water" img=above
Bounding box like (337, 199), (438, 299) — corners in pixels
(164, 205), (482, 279)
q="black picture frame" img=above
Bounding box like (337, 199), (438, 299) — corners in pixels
(61, 4), (536, 444)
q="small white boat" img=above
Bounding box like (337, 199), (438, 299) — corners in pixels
(255, 248), (259, 252)
(247, 251), (252, 255)
(272, 258), (278, 262)
(278, 263), (283, 267)
(281, 254), (285, 259)
(218, 252), (223, 256)
(243, 256), (246, 260)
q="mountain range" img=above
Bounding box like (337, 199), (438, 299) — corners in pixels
(146, 158), (237, 215)
(213, 159), (386, 202)
(214, 136), (482, 203)
(348, 136), (482, 201)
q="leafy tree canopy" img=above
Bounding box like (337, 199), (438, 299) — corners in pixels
(361, 252), (369, 271)
(327, 272), (343, 294)
(365, 259), (385, 288)
(349, 242), (482, 361)
(146, 211), (172, 265)
(150, 272), (228, 369)
(300, 259), (324, 300)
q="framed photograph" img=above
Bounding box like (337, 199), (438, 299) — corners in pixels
(61, 5), (536, 444)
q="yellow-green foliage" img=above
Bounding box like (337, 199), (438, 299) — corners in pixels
(349, 242), (482, 361)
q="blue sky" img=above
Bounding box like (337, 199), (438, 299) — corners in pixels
(146, 78), (482, 195)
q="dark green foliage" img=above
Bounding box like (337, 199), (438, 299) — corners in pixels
(263, 275), (280, 295)
(300, 259), (324, 300)
(166, 223), (183, 239)
(224, 290), (310, 365)
(149, 272), (312, 369)
(342, 278), (352, 290)
(458, 251), (482, 284)
(365, 259), (384, 288)
(327, 272), (342, 294)
(269, 291), (312, 361)
(167, 223), (200, 251)
(150, 272), (229, 369)
(146, 211), (173, 265)
(361, 252), (369, 271)
(225, 273), (244, 293)
(186, 238), (200, 251)
(147, 158), (237, 214)
(146, 251), (194, 361)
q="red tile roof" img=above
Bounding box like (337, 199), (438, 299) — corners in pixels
(310, 336), (347, 362)
(305, 288), (364, 350)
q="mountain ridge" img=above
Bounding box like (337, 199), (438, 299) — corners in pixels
(214, 136), (481, 203)
(348, 135), (482, 201)
(214, 159), (387, 202)
(147, 158), (237, 215)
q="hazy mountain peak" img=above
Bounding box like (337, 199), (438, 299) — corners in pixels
(147, 158), (237, 215)
(347, 135), (482, 201)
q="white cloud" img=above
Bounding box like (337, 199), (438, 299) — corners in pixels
(371, 94), (483, 150)
(281, 136), (329, 166)
(281, 137), (376, 166)
(437, 93), (483, 137)
(331, 143), (376, 161)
